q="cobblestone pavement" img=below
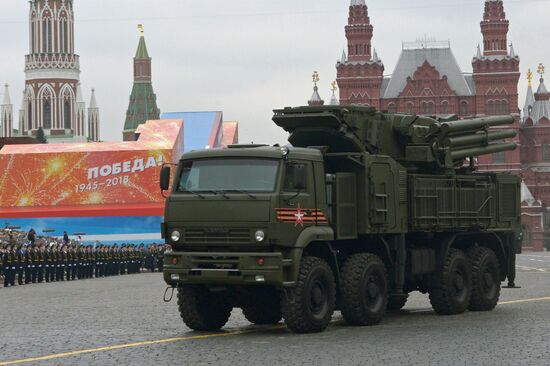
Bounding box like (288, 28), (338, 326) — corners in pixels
(1, 254), (549, 366)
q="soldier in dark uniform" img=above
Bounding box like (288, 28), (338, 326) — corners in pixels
(37, 244), (45, 283)
(139, 244), (146, 272)
(45, 244), (52, 282)
(3, 245), (16, 287)
(157, 244), (165, 272)
(24, 245), (33, 284)
(94, 246), (100, 278)
(55, 245), (64, 281)
(0, 243), (5, 281)
(31, 245), (39, 283)
(16, 245), (25, 285)
(70, 246), (77, 280)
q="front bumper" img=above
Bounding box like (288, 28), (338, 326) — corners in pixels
(163, 251), (295, 287)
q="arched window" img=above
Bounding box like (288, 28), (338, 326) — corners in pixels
(60, 18), (67, 53)
(487, 100), (494, 115)
(460, 101), (468, 116)
(28, 101), (33, 130)
(500, 100), (509, 114)
(388, 103), (396, 114)
(64, 100), (71, 129)
(406, 102), (414, 114)
(43, 100), (52, 129)
(493, 151), (506, 164)
(421, 101), (434, 115)
(441, 101), (450, 114)
(542, 143), (550, 162)
(43, 18), (52, 53)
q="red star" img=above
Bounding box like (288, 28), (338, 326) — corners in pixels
(294, 204), (305, 227)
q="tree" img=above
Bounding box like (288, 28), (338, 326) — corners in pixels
(36, 127), (48, 144)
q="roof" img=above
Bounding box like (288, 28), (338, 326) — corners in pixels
(89, 88), (98, 109)
(350, 0), (366, 6)
(135, 36), (150, 59)
(382, 47), (473, 99)
(522, 85), (535, 121)
(161, 111), (223, 152)
(531, 78), (550, 123)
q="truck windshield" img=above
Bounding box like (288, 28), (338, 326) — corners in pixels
(177, 158), (279, 193)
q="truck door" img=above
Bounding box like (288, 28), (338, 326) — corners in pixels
(278, 161), (318, 227)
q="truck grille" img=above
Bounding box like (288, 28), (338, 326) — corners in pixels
(182, 228), (251, 244)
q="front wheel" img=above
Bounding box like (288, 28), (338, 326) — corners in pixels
(340, 253), (388, 326)
(281, 256), (336, 333)
(429, 248), (472, 315)
(177, 285), (232, 331)
(468, 247), (501, 311)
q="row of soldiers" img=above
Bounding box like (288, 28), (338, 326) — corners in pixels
(1, 243), (155, 287)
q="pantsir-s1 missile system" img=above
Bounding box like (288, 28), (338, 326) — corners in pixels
(160, 106), (521, 334)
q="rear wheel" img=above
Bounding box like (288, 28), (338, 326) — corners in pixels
(429, 248), (472, 315)
(242, 287), (282, 325)
(281, 256), (336, 333)
(468, 247), (501, 311)
(340, 253), (388, 326)
(177, 285), (232, 331)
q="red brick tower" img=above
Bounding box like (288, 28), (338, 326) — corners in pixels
(336, 0), (384, 108)
(472, 0), (521, 173)
(22, 0), (86, 141)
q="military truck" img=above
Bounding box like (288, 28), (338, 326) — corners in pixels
(160, 106), (522, 334)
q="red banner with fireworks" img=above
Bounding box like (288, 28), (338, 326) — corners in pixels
(0, 120), (184, 217)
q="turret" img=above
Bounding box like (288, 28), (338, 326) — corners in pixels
(273, 106), (517, 171)
(1, 84), (13, 137)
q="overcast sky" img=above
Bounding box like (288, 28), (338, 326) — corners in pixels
(1, 0), (549, 145)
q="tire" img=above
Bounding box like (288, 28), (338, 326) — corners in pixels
(340, 253), (388, 326)
(177, 285), (232, 331)
(467, 247), (501, 311)
(429, 248), (472, 315)
(281, 256), (336, 333)
(387, 294), (408, 311)
(242, 288), (282, 325)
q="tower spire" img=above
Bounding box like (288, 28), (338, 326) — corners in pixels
(308, 71), (324, 106)
(74, 83), (86, 138)
(1, 84), (13, 137)
(88, 88), (100, 141)
(346, 0), (374, 62)
(480, 0), (509, 57)
(123, 24), (160, 141)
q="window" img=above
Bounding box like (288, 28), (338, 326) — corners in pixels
(387, 103), (396, 114)
(43, 100), (51, 129)
(43, 18), (52, 53)
(493, 151), (506, 164)
(64, 100), (71, 129)
(441, 101), (449, 114)
(28, 101), (33, 130)
(178, 158), (280, 193)
(406, 102), (414, 114)
(542, 143), (550, 162)
(421, 101), (434, 115)
(460, 101), (468, 116)
(487, 100), (495, 115)
(284, 163), (308, 192)
(522, 224), (532, 247)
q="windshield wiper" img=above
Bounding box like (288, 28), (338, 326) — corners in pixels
(179, 188), (205, 199)
(224, 189), (257, 199)
(205, 190), (230, 199)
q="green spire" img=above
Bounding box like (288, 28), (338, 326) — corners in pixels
(135, 35), (149, 59)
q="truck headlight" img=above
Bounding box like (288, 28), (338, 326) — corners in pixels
(255, 230), (265, 242)
(171, 230), (181, 242)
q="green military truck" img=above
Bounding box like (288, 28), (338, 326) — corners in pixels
(160, 106), (522, 334)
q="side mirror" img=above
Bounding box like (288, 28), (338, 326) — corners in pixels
(160, 166), (171, 191)
(293, 164), (307, 191)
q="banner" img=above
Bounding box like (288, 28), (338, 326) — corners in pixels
(0, 119), (184, 215)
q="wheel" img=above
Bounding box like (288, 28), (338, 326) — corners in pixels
(429, 248), (472, 315)
(242, 287), (282, 325)
(468, 247), (501, 311)
(387, 293), (408, 311)
(177, 285), (232, 331)
(340, 253), (388, 326)
(281, 256), (336, 333)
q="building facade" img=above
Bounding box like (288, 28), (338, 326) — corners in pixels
(333, 0), (548, 250)
(17, 0), (99, 142)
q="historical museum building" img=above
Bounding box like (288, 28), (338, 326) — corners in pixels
(0, 0), (100, 142)
(328, 0), (548, 250)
